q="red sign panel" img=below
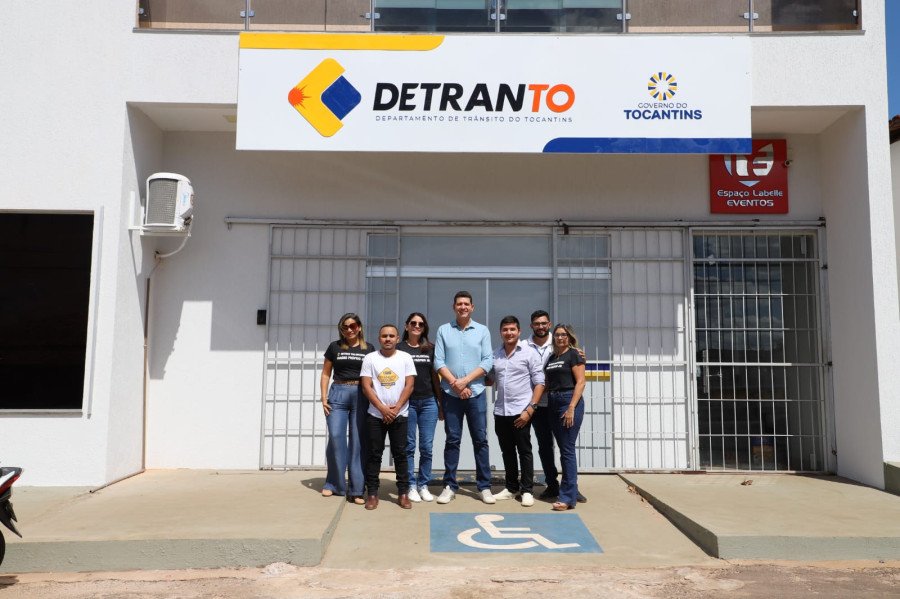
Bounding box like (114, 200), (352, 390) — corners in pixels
(709, 139), (788, 214)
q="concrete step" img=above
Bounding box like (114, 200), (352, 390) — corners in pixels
(2, 470), (343, 572)
(620, 473), (900, 560)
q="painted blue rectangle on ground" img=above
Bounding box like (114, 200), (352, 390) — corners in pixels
(430, 513), (602, 553)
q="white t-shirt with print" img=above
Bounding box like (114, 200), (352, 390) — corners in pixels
(361, 350), (417, 419)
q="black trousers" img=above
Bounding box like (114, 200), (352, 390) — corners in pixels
(365, 414), (410, 495)
(494, 414), (534, 494)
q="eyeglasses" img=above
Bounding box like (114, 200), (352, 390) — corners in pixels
(553, 333), (569, 338)
(408, 321), (425, 328)
(341, 323), (360, 332)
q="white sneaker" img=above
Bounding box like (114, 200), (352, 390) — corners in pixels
(521, 492), (534, 507)
(419, 486), (435, 502)
(480, 489), (496, 504)
(407, 487), (422, 503)
(436, 486), (455, 504)
(493, 488), (515, 501)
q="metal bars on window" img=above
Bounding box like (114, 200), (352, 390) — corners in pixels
(260, 225), (398, 469)
(691, 231), (827, 471)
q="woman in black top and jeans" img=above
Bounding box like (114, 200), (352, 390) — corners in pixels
(320, 313), (375, 503)
(397, 312), (444, 502)
(543, 324), (586, 511)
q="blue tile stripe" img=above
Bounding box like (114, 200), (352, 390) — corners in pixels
(542, 137), (752, 154)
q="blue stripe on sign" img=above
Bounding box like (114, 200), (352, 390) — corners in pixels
(430, 513), (602, 553)
(542, 138), (753, 154)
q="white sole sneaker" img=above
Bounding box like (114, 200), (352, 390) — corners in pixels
(407, 488), (422, 502)
(480, 489), (496, 504)
(419, 486), (435, 502)
(521, 492), (534, 507)
(493, 488), (515, 501)
(436, 486), (455, 504)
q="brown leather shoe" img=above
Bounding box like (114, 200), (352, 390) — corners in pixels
(365, 494), (379, 510)
(398, 493), (412, 509)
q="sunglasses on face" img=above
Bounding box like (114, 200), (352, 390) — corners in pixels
(408, 321), (425, 328)
(341, 323), (360, 332)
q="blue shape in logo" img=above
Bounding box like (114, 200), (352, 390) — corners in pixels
(430, 513), (602, 553)
(321, 76), (361, 121)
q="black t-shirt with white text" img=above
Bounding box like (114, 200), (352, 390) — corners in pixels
(543, 348), (585, 392)
(397, 341), (436, 400)
(324, 340), (375, 381)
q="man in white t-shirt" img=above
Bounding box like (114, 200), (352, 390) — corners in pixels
(360, 324), (417, 510)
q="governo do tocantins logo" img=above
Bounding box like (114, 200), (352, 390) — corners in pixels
(623, 70), (699, 121)
(647, 72), (677, 101)
(288, 59), (361, 137)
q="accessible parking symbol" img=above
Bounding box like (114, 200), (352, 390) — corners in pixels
(430, 513), (602, 553)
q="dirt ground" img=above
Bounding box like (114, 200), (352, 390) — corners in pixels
(1, 562), (898, 598)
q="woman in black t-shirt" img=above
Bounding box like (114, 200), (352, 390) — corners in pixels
(543, 324), (586, 511)
(397, 312), (444, 503)
(320, 312), (375, 503)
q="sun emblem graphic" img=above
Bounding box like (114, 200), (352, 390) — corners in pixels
(648, 72), (678, 101)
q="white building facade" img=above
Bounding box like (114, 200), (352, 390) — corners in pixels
(1, 1), (898, 489)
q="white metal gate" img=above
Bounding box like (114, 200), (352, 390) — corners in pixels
(260, 225), (398, 469)
(260, 224), (828, 472)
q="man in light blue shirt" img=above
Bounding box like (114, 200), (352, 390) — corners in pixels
(433, 290), (494, 504)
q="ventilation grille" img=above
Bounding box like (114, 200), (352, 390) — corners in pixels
(146, 179), (178, 225)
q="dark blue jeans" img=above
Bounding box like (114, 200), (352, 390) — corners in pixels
(549, 390), (584, 507)
(406, 397), (439, 488)
(532, 404), (559, 493)
(442, 391), (491, 491)
(323, 384), (365, 497)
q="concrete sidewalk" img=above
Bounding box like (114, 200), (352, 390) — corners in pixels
(2, 470), (899, 573)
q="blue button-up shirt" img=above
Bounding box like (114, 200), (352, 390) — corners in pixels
(434, 319), (493, 397)
(492, 342), (545, 416)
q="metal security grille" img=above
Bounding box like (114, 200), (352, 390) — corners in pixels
(607, 230), (691, 469)
(692, 231), (827, 471)
(258, 223), (829, 473)
(260, 225), (398, 468)
(554, 230), (614, 470)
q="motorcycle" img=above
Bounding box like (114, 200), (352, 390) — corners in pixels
(0, 466), (23, 567)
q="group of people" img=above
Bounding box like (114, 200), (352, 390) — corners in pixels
(319, 291), (587, 512)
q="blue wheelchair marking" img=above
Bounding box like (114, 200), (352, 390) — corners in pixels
(430, 513), (602, 553)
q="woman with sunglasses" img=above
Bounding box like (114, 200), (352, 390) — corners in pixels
(397, 312), (444, 502)
(320, 313), (375, 503)
(543, 324), (586, 511)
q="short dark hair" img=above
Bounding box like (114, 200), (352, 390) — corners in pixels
(379, 324), (399, 335)
(499, 315), (520, 329)
(530, 310), (550, 322)
(453, 290), (473, 304)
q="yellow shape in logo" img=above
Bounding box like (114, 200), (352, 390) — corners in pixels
(377, 367), (400, 389)
(288, 58), (345, 137)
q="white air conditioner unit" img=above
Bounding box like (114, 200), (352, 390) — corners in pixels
(143, 173), (194, 233)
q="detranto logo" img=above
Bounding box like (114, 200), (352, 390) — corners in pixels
(647, 72), (677, 101)
(288, 58), (361, 137)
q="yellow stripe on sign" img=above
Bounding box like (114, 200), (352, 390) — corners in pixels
(240, 33), (444, 51)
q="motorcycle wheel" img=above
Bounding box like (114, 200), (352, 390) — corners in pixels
(0, 529), (5, 566)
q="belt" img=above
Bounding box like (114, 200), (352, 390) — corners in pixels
(333, 379), (360, 385)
